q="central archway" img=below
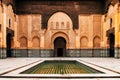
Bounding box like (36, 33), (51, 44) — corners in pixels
(54, 37), (66, 57)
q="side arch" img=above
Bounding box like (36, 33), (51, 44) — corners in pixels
(32, 36), (40, 48)
(19, 36), (27, 48)
(80, 36), (88, 48)
(19, 36), (28, 57)
(93, 36), (101, 48)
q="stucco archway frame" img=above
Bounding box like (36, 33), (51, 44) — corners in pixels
(51, 32), (69, 49)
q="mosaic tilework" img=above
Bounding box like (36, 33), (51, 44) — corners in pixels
(0, 48), (114, 58)
(0, 48), (6, 59)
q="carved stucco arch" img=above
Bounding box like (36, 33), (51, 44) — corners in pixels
(93, 35), (101, 48)
(19, 35), (27, 42)
(19, 36), (27, 48)
(32, 36), (40, 48)
(31, 35), (40, 40)
(80, 36), (88, 48)
(51, 32), (69, 48)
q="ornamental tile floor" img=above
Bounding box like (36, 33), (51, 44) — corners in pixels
(0, 58), (120, 80)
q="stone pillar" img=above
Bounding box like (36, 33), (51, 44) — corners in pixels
(0, 10), (2, 58)
(41, 35), (44, 49)
(27, 15), (32, 57)
(76, 35), (80, 49)
(12, 15), (17, 57)
(75, 35), (80, 57)
(88, 15), (93, 57)
(114, 8), (119, 58)
(14, 15), (20, 57)
(115, 4), (120, 58)
(101, 15), (108, 57)
(40, 35), (44, 57)
(1, 5), (6, 58)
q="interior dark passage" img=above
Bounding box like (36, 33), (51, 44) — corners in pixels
(6, 33), (12, 57)
(57, 48), (63, 57)
(109, 33), (115, 57)
(54, 37), (66, 57)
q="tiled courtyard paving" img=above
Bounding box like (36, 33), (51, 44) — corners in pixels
(0, 78), (120, 80)
(0, 58), (120, 80)
(79, 58), (120, 74)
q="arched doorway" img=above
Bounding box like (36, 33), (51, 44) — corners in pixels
(6, 33), (13, 57)
(54, 37), (66, 57)
(109, 33), (115, 57)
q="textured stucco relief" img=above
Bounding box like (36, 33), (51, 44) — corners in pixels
(6, 5), (15, 29)
(19, 36), (27, 48)
(18, 15), (28, 38)
(93, 15), (101, 37)
(48, 12), (73, 30)
(32, 15), (41, 31)
(79, 16), (89, 36)
(31, 15), (41, 47)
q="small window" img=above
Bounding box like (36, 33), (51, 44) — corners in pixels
(0, 24), (1, 32)
(9, 19), (11, 27)
(51, 22), (53, 27)
(51, 22), (53, 29)
(110, 18), (112, 27)
(56, 22), (59, 29)
(14, 14), (16, 22)
(61, 22), (64, 28)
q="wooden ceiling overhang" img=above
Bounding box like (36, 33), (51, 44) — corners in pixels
(2, 0), (119, 29)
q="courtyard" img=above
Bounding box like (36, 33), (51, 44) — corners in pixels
(0, 0), (120, 80)
(0, 58), (120, 80)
